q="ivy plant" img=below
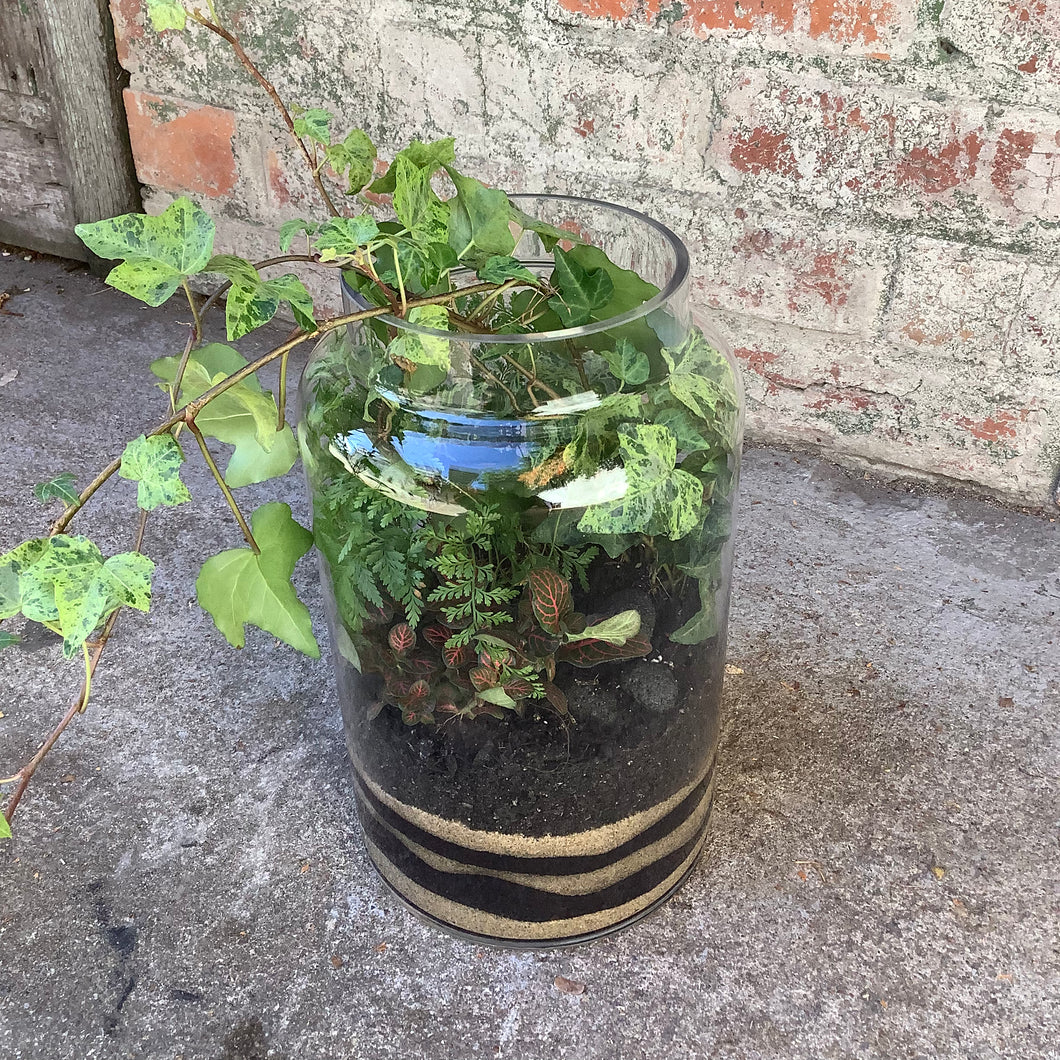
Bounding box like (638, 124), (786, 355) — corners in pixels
(0, 0), (740, 834)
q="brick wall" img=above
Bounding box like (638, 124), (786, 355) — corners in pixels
(110, 0), (1060, 506)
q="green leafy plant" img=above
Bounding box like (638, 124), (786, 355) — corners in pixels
(0, 0), (740, 834)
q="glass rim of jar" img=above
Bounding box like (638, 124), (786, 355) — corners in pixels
(340, 193), (691, 346)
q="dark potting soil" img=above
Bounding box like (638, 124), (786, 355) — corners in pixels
(339, 564), (727, 837)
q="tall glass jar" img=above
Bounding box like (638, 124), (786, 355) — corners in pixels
(298, 196), (743, 946)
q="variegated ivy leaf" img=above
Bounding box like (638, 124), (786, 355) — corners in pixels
(207, 255), (316, 339)
(5, 536), (154, 657)
(577, 424), (703, 541)
(386, 305), (452, 371)
(145, 0), (187, 31)
(278, 219), (321, 253)
(119, 434), (191, 510)
(75, 198), (215, 307)
(290, 105), (332, 144)
(324, 128), (376, 195)
(314, 215), (381, 260)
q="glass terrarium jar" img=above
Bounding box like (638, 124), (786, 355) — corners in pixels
(298, 195), (743, 947)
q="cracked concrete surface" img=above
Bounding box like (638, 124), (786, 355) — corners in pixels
(0, 255), (1057, 1059)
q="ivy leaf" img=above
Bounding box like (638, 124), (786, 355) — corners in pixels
(0, 540), (48, 620)
(577, 424), (703, 540)
(654, 407), (713, 453)
(370, 138), (455, 194)
(527, 568), (573, 634)
(33, 473), (79, 506)
(291, 106), (332, 144)
(566, 244), (658, 319)
(386, 305), (451, 371)
(0, 814), (10, 839)
(151, 344), (298, 487)
(119, 434), (191, 510)
(567, 609), (641, 645)
(314, 215), (381, 259)
(145, 0), (186, 31)
(196, 502), (319, 657)
(324, 128), (377, 195)
(75, 198), (215, 306)
(510, 204), (582, 253)
(477, 255), (537, 285)
(0, 630), (19, 651)
(392, 156), (449, 243)
(556, 632), (652, 668)
(547, 247), (613, 328)
(278, 219), (320, 253)
(207, 255), (316, 339)
(444, 167), (516, 260)
(603, 338), (650, 386)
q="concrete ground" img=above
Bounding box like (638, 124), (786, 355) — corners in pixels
(0, 253), (1057, 1060)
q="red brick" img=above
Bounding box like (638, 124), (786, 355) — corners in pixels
(708, 69), (1060, 232)
(942, 0), (1060, 85)
(109, 0), (144, 69)
(808, 0), (899, 46)
(644, 0), (796, 34)
(691, 210), (889, 336)
(124, 90), (238, 198)
(554, 0), (638, 18)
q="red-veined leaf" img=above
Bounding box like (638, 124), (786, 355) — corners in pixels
(556, 633), (652, 668)
(527, 568), (572, 634)
(469, 665), (499, 691)
(543, 681), (569, 715)
(388, 622), (415, 654)
(443, 643), (472, 669)
(423, 624), (451, 648)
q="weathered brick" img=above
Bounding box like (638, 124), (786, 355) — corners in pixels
(690, 208), (891, 336)
(942, 0), (1060, 87)
(551, 0), (916, 56)
(704, 308), (1058, 503)
(124, 90), (238, 198)
(706, 68), (1060, 244)
(108, 0), (144, 70)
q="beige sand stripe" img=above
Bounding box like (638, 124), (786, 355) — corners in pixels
(359, 775), (715, 897)
(350, 749), (714, 858)
(365, 832), (708, 940)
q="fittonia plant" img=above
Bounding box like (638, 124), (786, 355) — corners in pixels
(0, 0), (739, 835)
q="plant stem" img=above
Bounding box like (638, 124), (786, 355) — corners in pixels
(2, 511), (148, 825)
(182, 279), (203, 344)
(191, 13), (340, 218)
(185, 418), (260, 553)
(276, 349), (291, 430)
(469, 354), (523, 413)
(49, 282), (501, 536)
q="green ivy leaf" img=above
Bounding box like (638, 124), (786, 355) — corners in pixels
(547, 247), (614, 328)
(566, 244), (658, 319)
(119, 434), (191, 510)
(75, 198), (215, 306)
(278, 219), (320, 253)
(653, 407), (713, 453)
(314, 215), (381, 260)
(196, 502), (319, 657)
(0, 540), (48, 620)
(370, 138), (455, 194)
(145, 0), (186, 31)
(0, 814), (10, 839)
(603, 338), (650, 386)
(577, 424), (703, 540)
(324, 128), (376, 194)
(0, 630), (19, 651)
(445, 167), (516, 261)
(386, 305), (451, 371)
(509, 204), (582, 253)
(477, 255), (537, 285)
(151, 344), (298, 487)
(33, 473), (79, 506)
(291, 106), (332, 144)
